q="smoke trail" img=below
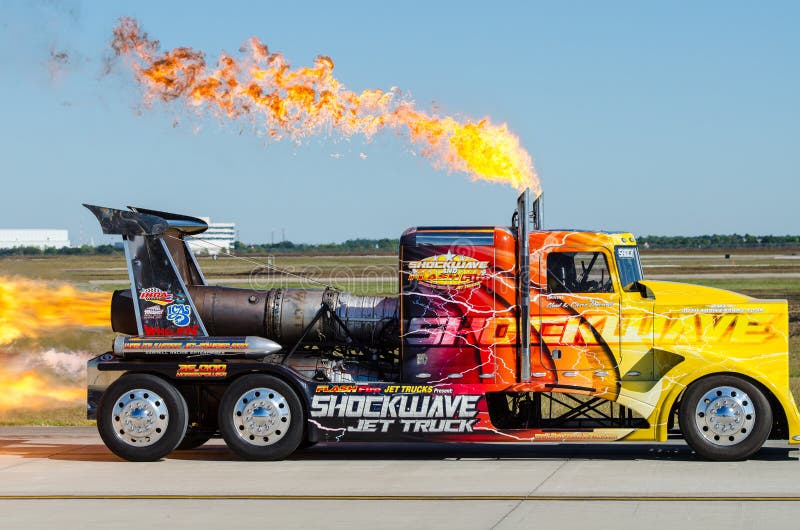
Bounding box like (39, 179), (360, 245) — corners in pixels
(0, 349), (91, 410)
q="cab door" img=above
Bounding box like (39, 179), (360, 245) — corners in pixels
(616, 246), (654, 380)
(618, 292), (654, 380)
(538, 248), (621, 393)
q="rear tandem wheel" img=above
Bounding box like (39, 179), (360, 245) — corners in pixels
(96, 373), (189, 462)
(218, 374), (304, 461)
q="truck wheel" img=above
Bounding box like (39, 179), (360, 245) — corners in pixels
(176, 431), (212, 450)
(97, 373), (188, 462)
(218, 374), (303, 460)
(679, 375), (772, 461)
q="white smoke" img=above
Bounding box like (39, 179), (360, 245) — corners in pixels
(10, 349), (91, 382)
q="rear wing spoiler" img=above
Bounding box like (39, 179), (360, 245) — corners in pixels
(84, 204), (209, 337)
(83, 204), (208, 236)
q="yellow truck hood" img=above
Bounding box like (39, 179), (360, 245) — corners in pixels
(638, 280), (760, 305)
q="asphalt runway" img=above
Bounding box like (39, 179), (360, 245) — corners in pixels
(1, 427), (800, 529)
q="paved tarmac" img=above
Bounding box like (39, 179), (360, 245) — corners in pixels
(1, 427), (799, 529)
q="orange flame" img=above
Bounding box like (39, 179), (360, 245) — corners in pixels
(0, 277), (109, 414)
(111, 17), (539, 194)
(0, 276), (110, 346)
(0, 369), (85, 410)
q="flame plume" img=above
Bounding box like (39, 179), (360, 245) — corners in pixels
(0, 277), (109, 413)
(111, 17), (539, 194)
(0, 276), (110, 346)
(0, 369), (86, 410)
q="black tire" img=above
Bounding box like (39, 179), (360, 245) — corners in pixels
(679, 374), (772, 461)
(97, 373), (189, 462)
(176, 431), (212, 450)
(218, 374), (303, 461)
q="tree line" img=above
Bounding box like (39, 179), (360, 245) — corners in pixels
(0, 244), (119, 257)
(637, 234), (800, 249)
(0, 239), (400, 257)
(231, 238), (399, 254)
(1, 234), (798, 257)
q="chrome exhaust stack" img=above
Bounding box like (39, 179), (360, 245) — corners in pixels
(516, 189), (537, 381)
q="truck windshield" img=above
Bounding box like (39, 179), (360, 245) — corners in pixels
(615, 246), (643, 290)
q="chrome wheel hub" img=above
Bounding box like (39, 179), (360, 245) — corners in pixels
(112, 389), (169, 447)
(232, 387), (291, 446)
(694, 386), (755, 446)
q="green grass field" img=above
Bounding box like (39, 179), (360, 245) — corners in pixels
(0, 407), (92, 426)
(1, 249), (799, 425)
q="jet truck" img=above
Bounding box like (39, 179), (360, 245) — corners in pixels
(84, 191), (800, 461)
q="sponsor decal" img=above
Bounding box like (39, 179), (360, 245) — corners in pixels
(143, 325), (200, 336)
(179, 340), (248, 349)
(617, 247), (636, 259)
(166, 304), (192, 327)
(384, 385), (434, 394)
(142, 305), (164, 319)
(315, 385), (381, 394)
(530, 432), (622, 441)
(546, 299), (614, 309)
(310, 394), (481, 433)
(176, 364), (227, 378)
(679, 304), (764, 314)
(139, 287), (174, 306)
(407, 252), (489, 290)
(123, 339), (249, 350)
(314, 385), (436, 394)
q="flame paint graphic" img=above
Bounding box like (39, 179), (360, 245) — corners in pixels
(111, 17), (539, 194)
(0, 277), (110, 413)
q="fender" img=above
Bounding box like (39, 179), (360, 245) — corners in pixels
(654, 363), (800, 443)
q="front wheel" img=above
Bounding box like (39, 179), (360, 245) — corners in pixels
(679, 375), (772, 461)
(218, 374), (303, 460)
(97, 373), (189, 462)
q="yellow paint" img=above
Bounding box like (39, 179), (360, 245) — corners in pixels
(529, 231), (800, 443)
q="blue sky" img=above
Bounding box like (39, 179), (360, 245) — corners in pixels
(0, 1), (797, 244)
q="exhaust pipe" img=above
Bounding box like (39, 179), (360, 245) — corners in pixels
(517, 189), (535, 381)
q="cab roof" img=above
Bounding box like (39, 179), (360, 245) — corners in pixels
(403, 226), (638, 247)
(531, 230), (639, 247)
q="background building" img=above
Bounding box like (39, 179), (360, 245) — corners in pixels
(187, 218), (236, 256)
(0, 229), (70, 250)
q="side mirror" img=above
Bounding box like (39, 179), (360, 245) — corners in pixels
(624, 281), (655, 300)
